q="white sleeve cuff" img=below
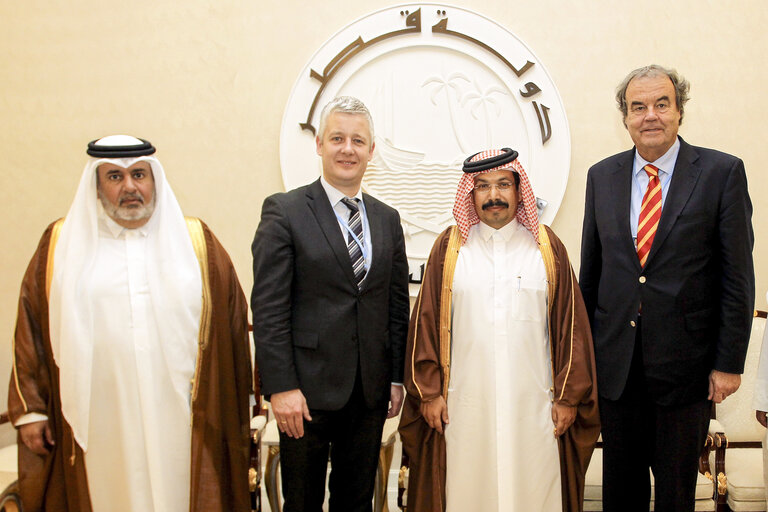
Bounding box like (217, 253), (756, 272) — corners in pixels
(753, 378), (768, 412)
(13, 412), (48, 428)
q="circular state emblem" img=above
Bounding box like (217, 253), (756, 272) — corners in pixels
(280, 4), (570, 290)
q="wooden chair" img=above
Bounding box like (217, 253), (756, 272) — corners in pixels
(703, 310), (767, 512)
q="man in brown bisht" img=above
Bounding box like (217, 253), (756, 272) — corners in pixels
(399, 148), (600, 511)
(8, 135), (254, 511)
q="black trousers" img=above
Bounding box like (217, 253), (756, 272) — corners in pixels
(278, 374), (388, 512)
(600, 325), (711, 512)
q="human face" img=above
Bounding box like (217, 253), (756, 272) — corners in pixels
(96, 161), (156, 228)
(316, 112), (375, 196)
(624, 74), (681, 162)
(472, 170), (519, 230)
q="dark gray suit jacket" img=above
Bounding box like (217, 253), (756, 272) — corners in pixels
(579, 137), (754, 406)
(251, 178), (410, 410)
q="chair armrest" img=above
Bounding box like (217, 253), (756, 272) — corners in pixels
(708, 418), (725, 436)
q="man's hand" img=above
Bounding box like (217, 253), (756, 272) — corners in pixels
(19, 420), (54, 455)
(552, 402), (577, 437)
(419, 396), (449, 434)
(708, 370), (741, 404)
(388, 385), (404, 418)
(757, 410), (767, 428)
(271, 389), (312, 439)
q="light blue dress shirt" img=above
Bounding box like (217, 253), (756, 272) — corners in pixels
(630, 138), (681, 246)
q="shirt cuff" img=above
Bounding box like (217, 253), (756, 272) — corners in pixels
(391, 382), (403, 386)
(754, 378), (768, 412)
(14, 412), (48, 428)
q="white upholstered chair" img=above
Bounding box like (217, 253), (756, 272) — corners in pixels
(707, 310), (767, 512)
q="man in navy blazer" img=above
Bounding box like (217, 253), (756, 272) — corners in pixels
(252, 96), (410, 511)
(580, 65), (754, 511)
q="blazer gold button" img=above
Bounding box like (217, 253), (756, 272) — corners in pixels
(630, 320), (636, 327)
(639, 276), (646, 284)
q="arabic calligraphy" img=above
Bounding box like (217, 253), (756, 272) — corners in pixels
(300, 7), (555, 145)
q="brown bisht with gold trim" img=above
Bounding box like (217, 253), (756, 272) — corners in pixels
(398, 225), (600, 512)
(8, 218), (254, 512)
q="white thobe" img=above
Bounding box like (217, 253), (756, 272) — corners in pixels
(84, 216), (195, 512)
(754, 291), (768, 505)
(445, 220), (561, 511)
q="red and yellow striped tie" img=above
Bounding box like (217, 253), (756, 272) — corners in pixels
(637, 164), (661, 267)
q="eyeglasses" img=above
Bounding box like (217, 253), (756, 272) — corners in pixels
(473, 182), (515, 193)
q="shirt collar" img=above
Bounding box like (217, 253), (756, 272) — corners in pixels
(477, 218), (519, 242)
(320, 176), (363, 207)
(633, 137), (680, 177)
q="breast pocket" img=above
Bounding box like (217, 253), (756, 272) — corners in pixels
(512, 278), (547, 322)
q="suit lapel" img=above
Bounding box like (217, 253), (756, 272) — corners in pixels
(611, 151), (641, 271)
(645, 138), (701, 266)
(305, 179), (358, 287)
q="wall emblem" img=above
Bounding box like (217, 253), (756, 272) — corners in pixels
(280, 4), (571, 289)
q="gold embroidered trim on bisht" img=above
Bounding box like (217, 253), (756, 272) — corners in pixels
(439, 226), (462, 399)
(185, 217), (211, 407)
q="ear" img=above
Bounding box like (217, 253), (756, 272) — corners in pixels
(368, 140), (376, 159)
(316, 136), (322, 156)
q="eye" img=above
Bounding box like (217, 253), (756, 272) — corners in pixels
(354, 138), (365, 145)
(474, 184), (491, 192)
(656, 102), (668, 112)
(497, 182), (513, 190)
(631, 105), (646, 114)
(132, 171), (145, 180)
(107, 173), (121, 181)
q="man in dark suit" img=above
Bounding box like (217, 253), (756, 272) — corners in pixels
(579, 65), (754, 511)
(252, 96), (410, 512)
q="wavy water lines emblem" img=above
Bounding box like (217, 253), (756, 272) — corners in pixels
(363, 137), (462, 235)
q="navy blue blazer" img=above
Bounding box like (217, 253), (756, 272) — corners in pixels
(579, 137), (754, 406)
(251, 178), (410, 410)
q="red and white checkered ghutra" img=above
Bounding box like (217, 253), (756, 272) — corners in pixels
(637, 164), (662, 266)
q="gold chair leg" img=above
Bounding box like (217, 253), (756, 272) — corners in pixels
(265, 445), (282, 512)
(375, 437), (396, 512)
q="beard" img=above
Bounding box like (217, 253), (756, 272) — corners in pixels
(99, 189), (156, 225)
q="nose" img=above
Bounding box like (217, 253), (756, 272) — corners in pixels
(341, 137), (354, 153)
(123, 176), (138, 191)
(488, 184), (502, 199)
(644, 106), (660, 120)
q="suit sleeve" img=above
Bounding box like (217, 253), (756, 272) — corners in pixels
(579, 167), (601, 324)
(713, 158), (754, 374)
(251, 195), (300, 396)
(9, 228), (53, 425)
(388, 210), (410, 384)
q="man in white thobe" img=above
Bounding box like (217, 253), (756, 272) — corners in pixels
(399, 148), (599, 512)
(9, 135), (253, 512)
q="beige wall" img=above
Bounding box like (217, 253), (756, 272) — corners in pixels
(1, 1), (765, 444)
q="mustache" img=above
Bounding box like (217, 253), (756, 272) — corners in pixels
(119, 193), (144, 205)
(481, 199), (509, 210)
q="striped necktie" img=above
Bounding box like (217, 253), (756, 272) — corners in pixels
(341, 197), (366, 287)
(637, 164), (661, 267)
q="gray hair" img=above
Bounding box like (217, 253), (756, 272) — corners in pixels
(317, 96), (375, 144)
(615, 65), (690, 125)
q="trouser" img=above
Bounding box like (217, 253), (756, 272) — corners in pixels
(279, 373), (388, 512)
(600, 326), (711, 512)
